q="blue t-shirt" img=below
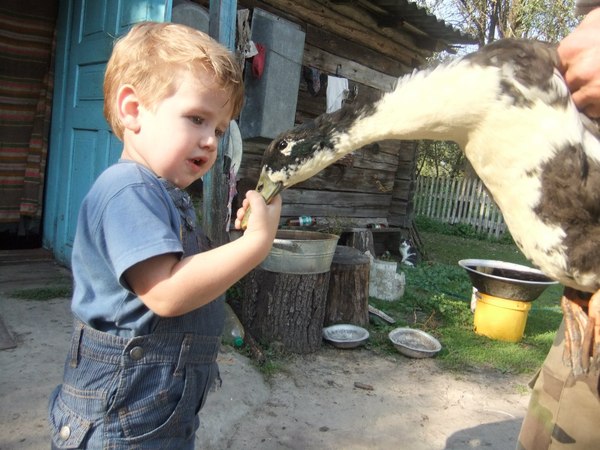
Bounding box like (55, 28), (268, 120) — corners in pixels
(70, 161), (183, 337)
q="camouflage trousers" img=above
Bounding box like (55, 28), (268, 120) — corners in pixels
(517, 320), (600, 449)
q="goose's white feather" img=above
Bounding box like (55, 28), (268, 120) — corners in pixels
(258, 39), (600, 293)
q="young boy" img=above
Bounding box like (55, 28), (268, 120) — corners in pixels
(48, 22), (281, 449)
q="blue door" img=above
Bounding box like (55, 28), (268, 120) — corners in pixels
(44, 0), (172, 266)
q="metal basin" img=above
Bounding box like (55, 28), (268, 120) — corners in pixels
(260, 230), (340, 274)
(389, 327), (442, 358)
(458, 259), (559, 301)
(322, 324), (369, 349)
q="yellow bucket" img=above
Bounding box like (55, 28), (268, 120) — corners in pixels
(473, 292), (532, 342)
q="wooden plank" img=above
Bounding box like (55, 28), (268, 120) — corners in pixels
(0, 248), (54, 264)
(414, 175), (506, 237)
(305, 24), (410, 77)
(256, 0), (428, 62)
(439, 177), (449, 222)
(195, 0), (424, 231)
(354, 144), (403, 169)
(390, 180), (413, 201)
(446, 177), (458, 223)
(308, 0), (429, 57)
(297, 84), (327, 117)
(303, 45), (397, 91)
(231, 0), (425, 66)
(425, 176), (433, 217)
(394, 165), (416, 180)
(295, 167), (396, 194)
(238, 151), (398, 189)
(388, 201), (410, 217)
(281, 189), (392, 218)
(204, 0), (238, 246)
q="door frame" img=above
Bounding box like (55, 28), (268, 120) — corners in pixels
(43, 0), (173, 266)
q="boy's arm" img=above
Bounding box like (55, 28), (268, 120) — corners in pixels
(124, 191), (281, 317)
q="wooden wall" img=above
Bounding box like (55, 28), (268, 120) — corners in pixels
(196, 0), (428, 229)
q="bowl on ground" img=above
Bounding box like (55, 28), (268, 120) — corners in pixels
(388, 327), (442, 358)
(322, 324), (369, 349)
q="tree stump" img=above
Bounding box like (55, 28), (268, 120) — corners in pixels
(241, 267), (330, 354)
(324, 246), (370, 327)
(344, 229), (375, 256)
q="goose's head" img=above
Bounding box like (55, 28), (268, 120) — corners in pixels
(254, 105), (366, 204)
(241, 108), (363, 229)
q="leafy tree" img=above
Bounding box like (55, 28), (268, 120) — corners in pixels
(416, 140), (465, 178)
(455, 0), (579, 45)
(414, 0), (580, 177)
(419, 0), (579, 47)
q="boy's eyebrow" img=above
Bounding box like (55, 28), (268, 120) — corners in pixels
(185, 105), (231, 129)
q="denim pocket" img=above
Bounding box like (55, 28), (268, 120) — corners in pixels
(48, 385), (95, 449)
(118, 366), (196, 441)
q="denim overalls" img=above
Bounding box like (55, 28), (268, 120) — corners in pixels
(49, 180), (224, 449)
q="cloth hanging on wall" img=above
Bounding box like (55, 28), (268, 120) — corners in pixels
(252, 43), (266, 79)
(326, 75), (348, 113)
(303, 66), (324, 96)
(0, 1), (58, 242)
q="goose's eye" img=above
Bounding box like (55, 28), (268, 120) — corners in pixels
(277, 140), (288, 151)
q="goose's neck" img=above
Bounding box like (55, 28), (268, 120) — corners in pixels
(336, 61), (500, 154)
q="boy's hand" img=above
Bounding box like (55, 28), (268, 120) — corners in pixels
(235, 190), (281, 242)
(558, 8), (600, 118)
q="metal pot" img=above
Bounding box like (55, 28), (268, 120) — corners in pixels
(261, 230), (340, 274)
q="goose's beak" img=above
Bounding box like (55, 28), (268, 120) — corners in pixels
(240, 169), (283, 230)
(255, 169), (284, 204)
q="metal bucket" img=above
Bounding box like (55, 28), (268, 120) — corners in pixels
(260, 230), (340, 274)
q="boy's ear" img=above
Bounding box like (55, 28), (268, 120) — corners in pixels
(117, 85), (141, 133)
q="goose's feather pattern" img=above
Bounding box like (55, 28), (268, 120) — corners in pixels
(256, 38), (600, 294)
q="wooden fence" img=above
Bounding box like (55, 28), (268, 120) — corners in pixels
(414, 176), (507, 237)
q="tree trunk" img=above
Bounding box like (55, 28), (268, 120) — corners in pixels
(325, 246), (370, 326)
(241, 267), (330, 354)
(345, 229), (375, 256)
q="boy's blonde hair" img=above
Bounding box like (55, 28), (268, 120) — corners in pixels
(104, 21), (244, 140)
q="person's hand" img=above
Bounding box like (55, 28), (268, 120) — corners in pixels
(558, 8), (600, 118)
(235, 190), (281, 242)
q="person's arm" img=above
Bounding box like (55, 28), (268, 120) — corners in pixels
(574, 0), (600, 15)
(558, 7), (600, 118)
(124, 190), (282, 317)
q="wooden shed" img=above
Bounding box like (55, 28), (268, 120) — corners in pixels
(195, 0), (475, 254)
(0, 0), (473, 262)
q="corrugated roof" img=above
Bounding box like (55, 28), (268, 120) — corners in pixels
(363, 0), (477, 46)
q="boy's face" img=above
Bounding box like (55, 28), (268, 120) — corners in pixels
(123, 70), (233, 188)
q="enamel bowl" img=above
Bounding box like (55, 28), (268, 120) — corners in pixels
(322, 324), (369, 349)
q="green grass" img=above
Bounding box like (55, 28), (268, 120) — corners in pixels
(364, 218), (564, 375)
(236, 218), (563, 376)
(9, 285), (72, 301)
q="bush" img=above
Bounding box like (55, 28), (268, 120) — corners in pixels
(415, 215), (515, 245)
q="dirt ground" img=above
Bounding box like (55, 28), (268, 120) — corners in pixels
(0, 255), (532, 449)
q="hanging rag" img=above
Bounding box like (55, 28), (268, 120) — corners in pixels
(224, 121), (243, 232)
(252, 43), (266, 79)
(326, 75), (348, 113)
(303, 66), (323, 96)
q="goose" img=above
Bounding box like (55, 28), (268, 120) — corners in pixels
(242, 38), (600, 375)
